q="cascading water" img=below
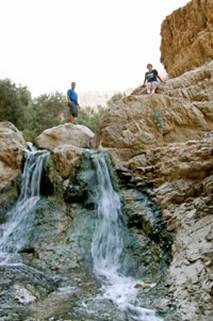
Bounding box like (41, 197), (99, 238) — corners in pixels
(91, 152), (162, 321)
(0, 148), (48, 265)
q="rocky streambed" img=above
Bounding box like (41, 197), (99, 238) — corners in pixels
(0, 146), (180, 321)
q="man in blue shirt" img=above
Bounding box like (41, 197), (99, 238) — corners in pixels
(67, 82), (79, 123)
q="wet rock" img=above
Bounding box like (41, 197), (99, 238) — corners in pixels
(52, 145), (82, 179)
(134, 282), (155, 289)
(0, 264), (57, 320)
(12, 284), (37, 304)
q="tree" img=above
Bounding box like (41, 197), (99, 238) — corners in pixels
(0, 79), (31, 128)
(32, 92), (66, 134)
(76, 106), (106, 133)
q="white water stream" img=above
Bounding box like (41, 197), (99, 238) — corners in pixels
(91, 152), (162, 321)
(0, 147), (163, 320)
(0, 148), (48, 265)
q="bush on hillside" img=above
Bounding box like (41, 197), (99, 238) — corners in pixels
(0, 79), (31, 129)
(76, 106), (106, 133)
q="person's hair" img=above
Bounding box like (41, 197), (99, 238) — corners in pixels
(147, 63), (153, 68)
(71, 82), (76, 86)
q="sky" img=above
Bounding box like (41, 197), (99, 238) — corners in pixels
(0, 0), (190, 96)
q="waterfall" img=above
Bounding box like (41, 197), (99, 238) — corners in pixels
(0, 149), (48, 265)
(91, 152), (162, 321)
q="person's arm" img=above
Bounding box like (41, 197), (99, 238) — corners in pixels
(156, 71), (164, 83)
(67, 91), (72, 106)
(67, 96), (71, 103)
(143, 73), (147, 86)
(75, 93), (79, 106)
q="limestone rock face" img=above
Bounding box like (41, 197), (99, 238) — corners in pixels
(153, 135), (213, 321)
(160, 0), (213, 77)
(0, 122), (27, 191)
(96, 61), (213, 162)
(127, 133), (213, 186)
(35, 123), (95, 151)
(121, 134), (213, 321)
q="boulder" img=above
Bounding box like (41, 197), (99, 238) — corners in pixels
(35, 123), (95, 151)
(0, 122), (27, 191)
(52, 144), (83, 179)
(160, 0), (213, 77)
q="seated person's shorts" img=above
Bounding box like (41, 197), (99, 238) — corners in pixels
(147, 81), (159, 87)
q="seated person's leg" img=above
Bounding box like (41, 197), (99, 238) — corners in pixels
(146, 83), (151, 94)
(152, 81), (158, 94)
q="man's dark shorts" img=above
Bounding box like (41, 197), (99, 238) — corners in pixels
(69, 102), (78, 117)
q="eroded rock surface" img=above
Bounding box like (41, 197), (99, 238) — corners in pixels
(123, 133), (213, 321)
(96, 61), (213, 163)
(0, 121), (27, 191)
(160, 0), (213, 77)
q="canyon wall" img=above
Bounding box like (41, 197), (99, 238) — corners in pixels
(160, 0), (213, 77)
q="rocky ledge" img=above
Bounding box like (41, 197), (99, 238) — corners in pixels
(95, 61), (213, 163)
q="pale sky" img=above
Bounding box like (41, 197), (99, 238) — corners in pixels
(0, 0), (190, 96)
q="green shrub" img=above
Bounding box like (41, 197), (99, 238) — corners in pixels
(76, 106), (106, 133)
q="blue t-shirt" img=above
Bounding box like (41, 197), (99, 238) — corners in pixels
(67, 89), (78, 105)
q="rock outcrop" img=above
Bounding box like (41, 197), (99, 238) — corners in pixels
(96, 61), (213, 163)
(160, 0), (213, 77)
(126, 133), (213, 320)
(0, 121), (27, 191)
(35, 123), (95, 151)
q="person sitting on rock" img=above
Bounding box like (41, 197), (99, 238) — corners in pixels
(143, 64), (164, 94)
(67, 82), (79, 123)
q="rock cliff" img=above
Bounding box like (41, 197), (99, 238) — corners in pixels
(160, 0), (213, 77)
(93, 3), (213, 318)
